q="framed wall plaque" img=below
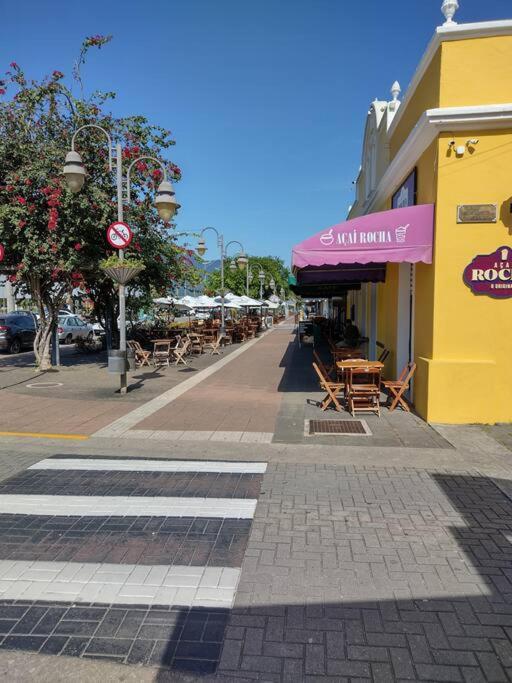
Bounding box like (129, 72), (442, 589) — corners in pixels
(457, 204), (497, 223)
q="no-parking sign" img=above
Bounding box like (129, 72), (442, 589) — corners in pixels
(106, 222), (133, 249)
(0, 244), (4, 262)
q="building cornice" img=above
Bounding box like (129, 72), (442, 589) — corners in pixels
(362, 103), (512, 214)
(388, 20), (512, 140)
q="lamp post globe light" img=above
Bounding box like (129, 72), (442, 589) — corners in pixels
(246, 264), (265, 298)
(63, 124), (179, 394)
(229, 259), (237, 272)
(195, 228), (246, 335)
(258, 269), (265, 299)
(269, 277), (276, 292)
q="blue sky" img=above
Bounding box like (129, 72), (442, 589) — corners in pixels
(1, 0), (510, 265)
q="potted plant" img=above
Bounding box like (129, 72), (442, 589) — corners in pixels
(100, 255), (145, 285)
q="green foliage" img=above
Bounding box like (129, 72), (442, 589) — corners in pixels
(0, 37), (190, 364)
(204, 255), (290, 299)
(100, 254), (144, 269)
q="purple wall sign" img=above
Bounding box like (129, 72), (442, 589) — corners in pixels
(463, 246), (512, 298)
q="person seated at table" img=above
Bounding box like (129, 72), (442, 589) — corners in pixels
(339, 319), (360, 347)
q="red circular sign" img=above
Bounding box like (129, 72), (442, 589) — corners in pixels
(106, 222), (133, 250)
(0, 245), (4, 262)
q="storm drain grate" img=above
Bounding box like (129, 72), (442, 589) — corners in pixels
(306, 419), (371, 436)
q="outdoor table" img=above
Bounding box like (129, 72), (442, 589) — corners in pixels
(336, 360), (384, 371)
(337, 360), (384, 417)
(332, 347), (366, 361)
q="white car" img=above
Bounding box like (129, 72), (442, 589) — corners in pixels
(57, 316), (93, 344)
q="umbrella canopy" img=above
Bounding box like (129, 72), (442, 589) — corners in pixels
(153, 297), (173, 306)
(173, 296), (196, 310)
(263, 299), (279, 310)
(194, 295), (217, 309)
(214, 295), (242, 309)
(238, 295), (263, 307)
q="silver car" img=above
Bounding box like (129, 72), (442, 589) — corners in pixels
(57, 316), (93, 344)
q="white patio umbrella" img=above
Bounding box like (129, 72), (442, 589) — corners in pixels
(153, 297), (173, 306)
(238, 295), (264, 307)
(214, 295), (242, 309)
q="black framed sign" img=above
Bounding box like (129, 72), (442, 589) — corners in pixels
(392, 168), (417, 209)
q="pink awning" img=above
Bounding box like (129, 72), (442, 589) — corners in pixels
(292, 204), (434, 269)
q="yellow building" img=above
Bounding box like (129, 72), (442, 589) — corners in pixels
(294, 7), (512, 424)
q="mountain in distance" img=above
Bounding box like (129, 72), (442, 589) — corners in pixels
(202, 259), (221, 273)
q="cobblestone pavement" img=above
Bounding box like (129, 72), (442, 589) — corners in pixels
(217, 463), (512, 682)
(1, 448), (512, 681)
(0, 454), (266, 676)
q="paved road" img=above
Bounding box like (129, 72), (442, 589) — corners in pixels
(0, 321), (511, 680)
(0, 454), (266, 675)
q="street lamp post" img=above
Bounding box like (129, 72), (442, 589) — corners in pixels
(246, 264), (265, 298)
(196, 228), (246, 335)
(63, 125), (179, 394)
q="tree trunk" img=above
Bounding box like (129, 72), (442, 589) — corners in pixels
(30, 276), (64, 371)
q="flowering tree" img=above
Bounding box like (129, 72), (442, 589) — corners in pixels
(204, 255), (290, 299)
(0, 37), (188, 368)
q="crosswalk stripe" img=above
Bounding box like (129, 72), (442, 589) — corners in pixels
(30, 458), (267, 474)
(0, 495), (257, 518)
(0, 561), (240, 608)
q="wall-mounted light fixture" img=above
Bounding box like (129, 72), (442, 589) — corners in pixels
(448, 138), (480, 157)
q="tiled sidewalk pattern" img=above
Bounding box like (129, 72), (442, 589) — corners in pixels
(217, 464), (512, 681)
(0, 455), (266, 673)
(135, 327), (292, 435)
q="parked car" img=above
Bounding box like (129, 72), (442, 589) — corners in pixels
(0, 312), (37, 354)
(57, 315), (93, 344)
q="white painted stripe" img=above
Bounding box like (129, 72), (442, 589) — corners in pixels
(0, 560), (240, 608)
(92, 327), (274, 438)
(0, 495), (257, 518)
(128, 430), (274, 443)
(30, 458), (267, 474)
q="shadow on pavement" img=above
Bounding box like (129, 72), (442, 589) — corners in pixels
(1, 471), (511, 678)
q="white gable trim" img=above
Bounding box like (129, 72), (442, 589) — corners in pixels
(363, 103), (512, 214)
(388, 20), (512, 139)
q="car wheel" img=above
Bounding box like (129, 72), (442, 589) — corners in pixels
(8, 337), (21, 354)
(64, 334), (73, 345)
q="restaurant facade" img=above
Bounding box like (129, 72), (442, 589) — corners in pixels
(292, 9), (512, 424)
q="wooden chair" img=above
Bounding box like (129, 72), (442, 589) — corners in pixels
(127, 340), (151, 368)
(203, 333), (223, 355)
(346, 366), (381, 417)
(313, 350), (334, 379)
(153, 341), (171, 368)
(376, 341), (390, 364)
(382, 362), (416, 412)
(172, 338), (191, 366)
(312, 362), (345, 412)
(187, 333), (203, 355)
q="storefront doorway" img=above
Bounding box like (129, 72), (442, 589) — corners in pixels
(396, 263), (415, 399)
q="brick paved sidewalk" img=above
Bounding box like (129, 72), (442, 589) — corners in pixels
(217, 463), (512, 682)
(0, 337), (256, 437)
(127, 325), (295, 439)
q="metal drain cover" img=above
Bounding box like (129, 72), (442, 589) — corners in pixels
(307, 419), (371, 436)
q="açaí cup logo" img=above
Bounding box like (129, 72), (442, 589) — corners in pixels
(463, 246), (512, 298)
